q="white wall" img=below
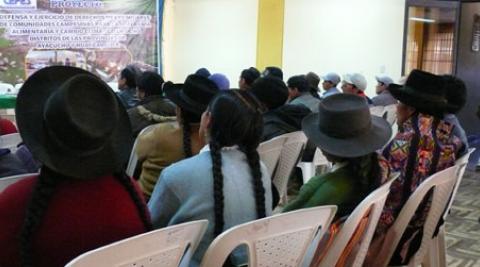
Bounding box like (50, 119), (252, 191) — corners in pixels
(283, 0), (405, 97)
(162, 0), (258, 85)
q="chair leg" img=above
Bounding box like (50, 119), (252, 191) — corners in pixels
(437, 227), (447, 267)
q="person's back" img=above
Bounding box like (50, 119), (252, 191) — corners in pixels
(0, 66), (151, 267)
(136, 75), (219, 199)
(0, 174), (148, 267)
(127, 71), (176, 136)
(262, 104), (310, 141)
(249, 76), (311, 141)
(136, 121), (203, 196)
(0, 148), (29, 178)
(149, 148), (272, 265)
(283, 94), (392, 217)
(148, 90), (272, 266)
(370, 70), (462, 265)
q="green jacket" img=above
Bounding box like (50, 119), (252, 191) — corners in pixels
(284, 165), (360, 217)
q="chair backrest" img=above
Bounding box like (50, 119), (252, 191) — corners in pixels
(375, 165), (458, 267)
(0, 133), (22, 152)
(443, 148), (475, 218)
(272, 131), (308, 201)
(0, 173), (37, 193)
(383, 104), (397, 126)
(200, 206), (337, 267)
(369, 106), (385, 117)
(126, 124), (158, 177)
(258, 135), (289, 177)
(65, 220), (209, 267)
(312, 148), (330, 168)
(316, 174), (399, 267)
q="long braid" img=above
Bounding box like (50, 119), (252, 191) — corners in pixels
(20, 167), (63, 267)
(244, 147), (266, 219)
(114, 172), (152, 231)
(210, 140), (225, 236)
(181, 113), (193, 157)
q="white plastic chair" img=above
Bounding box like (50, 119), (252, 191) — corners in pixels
(200, 206), (337, 267)
(65, 220), (209, 267)
(107, 82), (119, 93)
(297, 148), (331, 185)
(312, 174), (399, 267)
(0, 133), (22, 152)
(126, 124), (157, 177)
(369, 106), (385, 117)
(0, 83), (14, 95)
(384, 104), (397, 126)
(423, 148), (475, 267)
(258, 135), (289, 177)
(272, 131), (308, 204)
(373, 165), (458, 267)
(0, 173), (37, 193)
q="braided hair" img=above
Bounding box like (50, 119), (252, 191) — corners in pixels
(19, 168), (151, 267)
(207, 90), (266, 235)
(180, 108), (201, 158)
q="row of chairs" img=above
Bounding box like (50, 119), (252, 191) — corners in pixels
(59, 151), (469, 267)
(0, 148), (472, 266)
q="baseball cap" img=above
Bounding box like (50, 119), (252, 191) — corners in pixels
(375, 75), (394, 87)
(321, 72), (341, 85)
(343, 73), (367, 91)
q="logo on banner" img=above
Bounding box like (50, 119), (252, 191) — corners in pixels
(0, 0), (37, 9)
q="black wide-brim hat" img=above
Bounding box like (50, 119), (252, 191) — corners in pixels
(388, 69), (452, 115)
(302, 94), (391, 158)
(164, 74), (219, 115)
(16, 66), (133, 179)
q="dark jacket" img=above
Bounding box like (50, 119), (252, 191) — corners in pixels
(262, 104), (311, 142)
(0, 148), (29, 178)
(127, 96), (176, 137)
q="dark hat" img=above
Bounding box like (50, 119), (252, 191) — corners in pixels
(195, 68), (211, 78)
(16, 66), (132, 179)
(302, 94), (391, 157)
(164, 74), (219, 115)
(388, 69), (451, 115)
(250, 76), (288, 110)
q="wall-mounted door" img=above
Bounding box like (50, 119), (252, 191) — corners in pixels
(456, 2), (480, 135)
(403, 0), (459, 75)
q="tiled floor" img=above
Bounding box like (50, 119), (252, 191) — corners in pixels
(445, 170), (480, 267)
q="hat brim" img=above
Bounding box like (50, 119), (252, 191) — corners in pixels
(16, 66), (133, 179)
(164, 83), (205, 115)
(302, 113), (392, 158)
(388, 84), (450, 113)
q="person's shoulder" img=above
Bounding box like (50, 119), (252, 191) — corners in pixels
(162, 151), (210, 179)
(0, 175), (37, 200)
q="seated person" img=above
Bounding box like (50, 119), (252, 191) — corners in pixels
(239, 67), (260, 90)
(284, 94), (392, 217)
(287, 75), (321, 112)
(368, 70), (463, 266)
(0, 147), (28, 178)
(341, 73), (373, 104)
(148, 90), (273, 266)
(117, 64), (141, 108)
(127, 71), (176, 137)
(372, 75), (397, 106)
(442, 75), (468, 154)
(0, 66), (150, 267)
(136, 75), (219, 200)
(0, 116), (17, 135)
(249, 76), (311, 142)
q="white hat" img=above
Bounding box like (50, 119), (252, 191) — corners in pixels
(375, 75), (394, 87)
(343, 73), (367, 91)
(321, 72), (341, 85)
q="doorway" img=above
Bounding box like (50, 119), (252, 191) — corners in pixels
(403, 0), (459, 75)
